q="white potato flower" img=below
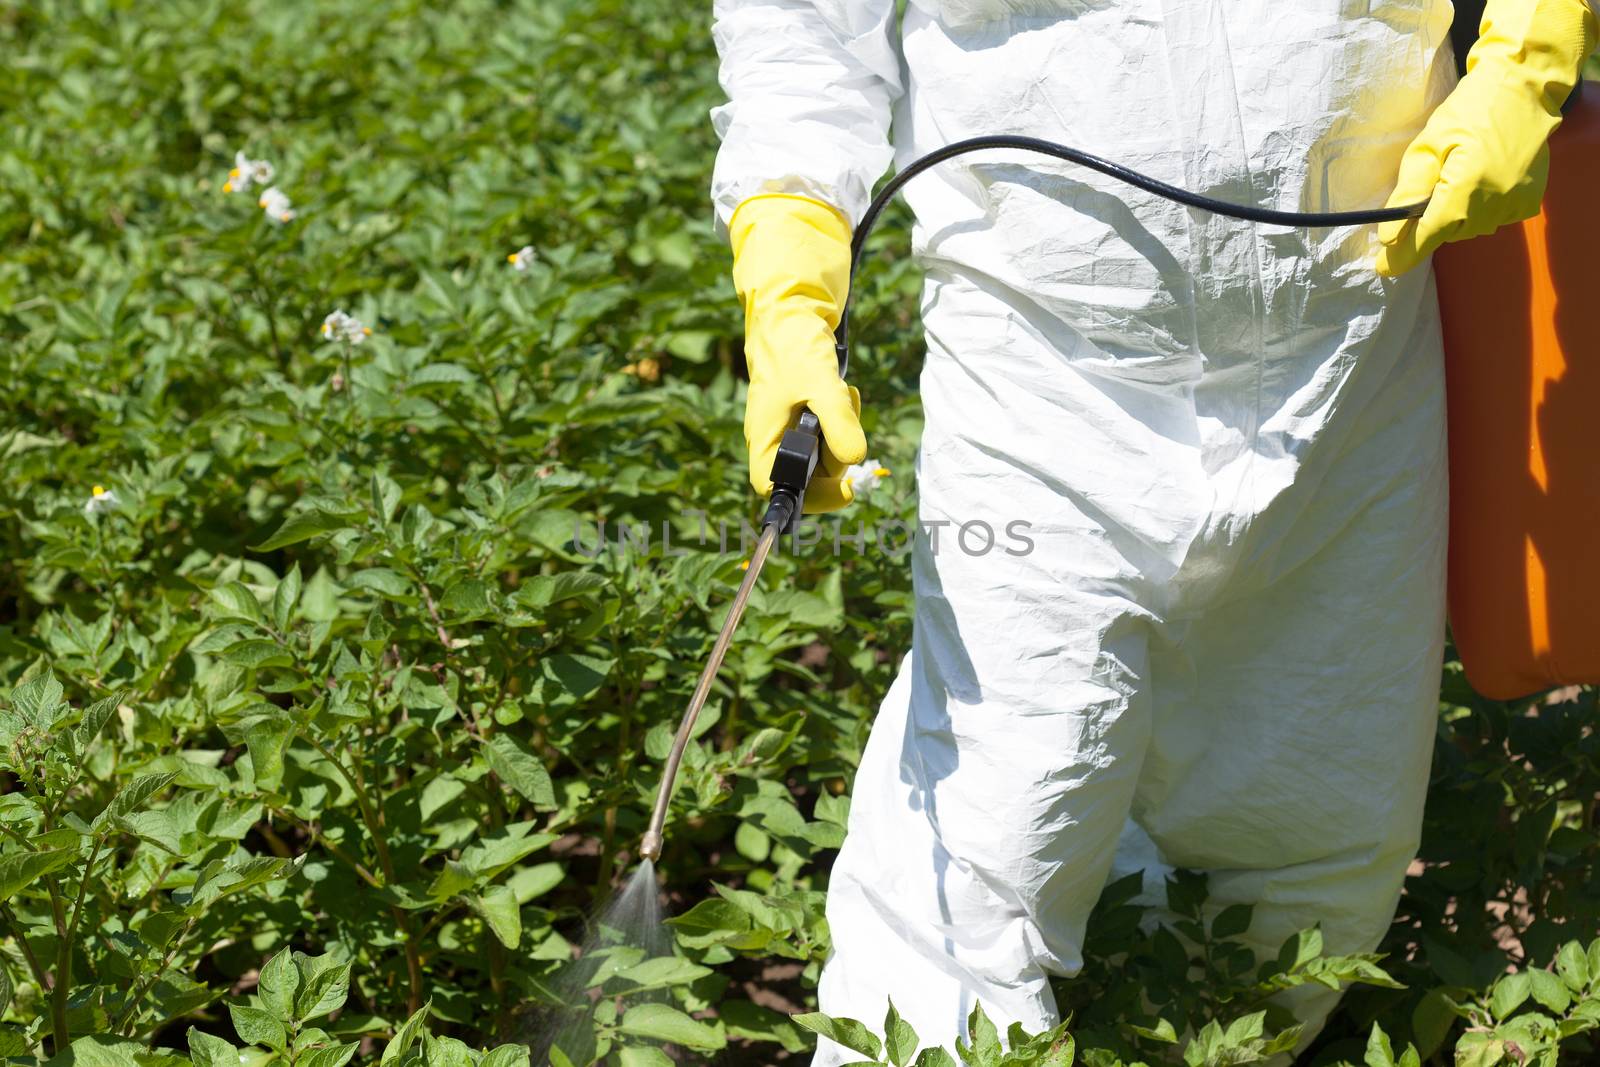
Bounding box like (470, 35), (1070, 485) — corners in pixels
(84, 485), (119, 515)
(321, 309), (372, 345)
(224, 151), (275, 194)
(258, 186), (296, 223)
(508, 245), (536, 271)
(843, 460), (891, 493)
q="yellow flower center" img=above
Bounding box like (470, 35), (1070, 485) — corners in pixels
(874, 467), (891, 478)
(92, 485), (105, 497)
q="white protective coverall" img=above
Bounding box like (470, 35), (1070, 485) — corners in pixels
(710, 1), (1454, 1061)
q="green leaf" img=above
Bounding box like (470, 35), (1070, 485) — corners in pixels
(348, 568), (413, 598)
(616, 1049), (673, 1067)
(258, 949), (300, 1020)
(1453, 1033), (1507, 1067)
(73, 695), (118, 753)
(1211, 903), (1253, 940)
(479, 1045), (530, 1067)
(474, 884), (522, 949)
(421, 1033), (475, 1067)
(483, 733), (555, 809)
(792, 1013), (882, 1060)
(1039, 1032), (1076, 1067)
(665, 897), (755, 949)
(229, 1003), (287, 1051)
(419, 775), (467, 821)
(884, 998), (919, 1067)
(1362, 1022), (1396, 1067)
(440, 578), (491, 615)
(1221, 1011), (1265, 1046)
(273, 564), (302, 631)
(506, 861), (563, 903)
(301, 568), (342, 621)
(241, 714), (295, 791)
(187, 1028), (239, 1067)
(97, 772), (177, 828)
(252, 509), (361, 552)
(371, 471), (403, 523)
(514, 572), (608, 609)
(1556, 940), (1591, 993)
(616, 1003), (726, 1051)
(381, 1002), (432, 1065)
(609, 956), (712, 993)
(43, 1034), (150, 1067)
(542, 653), (612, 702)
(456, 823), (555, 878)
(0, 848), (77, 903)
(914, 1048), (959, 1067)
(9, 673), (64, 726)
(416, 267), (463, 314)
(719, 1000), (808, 1054)
(1279, 927), (1324, 972)
(1130, 1018), (1178, 1044)
(210, 582), (264, 623)
(1184, 1020), (1223, 1067)
(292, 954), (352, 1020)
(221, 639), (293, 669)
(962, 1001), (1002, 1065)
(300, 1043), (359, 1067)
(1529, 967), (1572, 1014)
(1410, 989), (1459, 1058)
(193, 856), (293, 904)
(1490, 971), (1532, 1020)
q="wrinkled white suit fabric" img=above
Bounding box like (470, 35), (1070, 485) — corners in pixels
(711, 1), (1455, 1061)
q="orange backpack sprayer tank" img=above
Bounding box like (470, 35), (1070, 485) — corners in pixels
(1433, 82), (1600, 701)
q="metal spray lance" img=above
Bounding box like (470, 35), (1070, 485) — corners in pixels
(637, 410), (824, 862)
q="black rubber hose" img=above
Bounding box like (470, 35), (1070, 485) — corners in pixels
(832, 135), (1430, 374)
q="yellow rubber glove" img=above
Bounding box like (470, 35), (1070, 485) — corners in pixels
(729, 194), (867, 513)
(1377, 0), (1598, 275)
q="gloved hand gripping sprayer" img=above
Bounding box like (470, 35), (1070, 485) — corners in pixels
(636, 138), (1427, 864)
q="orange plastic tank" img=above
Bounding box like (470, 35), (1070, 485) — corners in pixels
(1434, 86), (1600, 701)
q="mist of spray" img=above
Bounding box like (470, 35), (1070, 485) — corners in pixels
(527, 860), (671, 1065)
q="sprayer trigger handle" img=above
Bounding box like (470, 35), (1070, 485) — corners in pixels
(796, 409), (822, 452)
(765, 408), (825, 534)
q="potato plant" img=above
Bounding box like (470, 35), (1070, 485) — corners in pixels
(2, 1), (1597, 1065)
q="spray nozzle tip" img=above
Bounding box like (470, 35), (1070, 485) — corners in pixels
(639, 830), (663, 862)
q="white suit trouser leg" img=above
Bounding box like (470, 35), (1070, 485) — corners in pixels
(812, 281), (1446, 1065)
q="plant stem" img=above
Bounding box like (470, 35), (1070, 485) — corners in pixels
(46, 877), (71, 1053)
(114, 914), (198, 1035)
(303, 736), (423, 1013)
(55, 836), (105, 1035)
(416, 578), (457, 657)
(246, 258), (287, 372)
(0, 902), (52, 1000)
(596, 805), (618, 891)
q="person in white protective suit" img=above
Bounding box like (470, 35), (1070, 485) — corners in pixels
(709, 0), (1598, 1061)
